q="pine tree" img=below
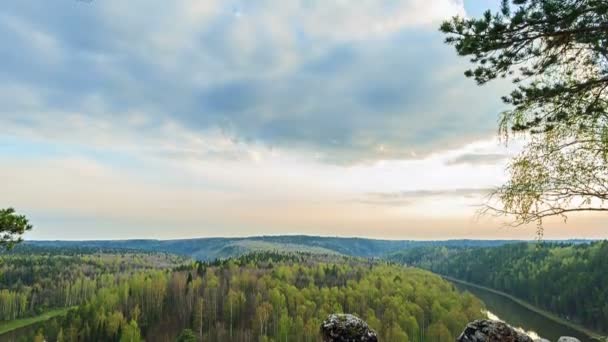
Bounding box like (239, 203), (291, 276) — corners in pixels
(0, 208), (33, 249)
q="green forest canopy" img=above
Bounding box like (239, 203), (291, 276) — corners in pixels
(0, 249), (485, 342)
(389, 241), (608, 333)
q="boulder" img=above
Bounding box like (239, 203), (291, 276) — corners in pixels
(320, 314), (378, 342)
(557, 338), (581, 342)
(458, 320), (534, 342)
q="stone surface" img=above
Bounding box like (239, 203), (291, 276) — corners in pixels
(457, 320), (534, 342)
(320, 314), (378, 342)
(557, 338), (581, 342)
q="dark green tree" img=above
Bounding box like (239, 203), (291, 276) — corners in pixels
(0, 208), (33, 249)
(440, 0), (608, 228)
(176, 329), (197, 342)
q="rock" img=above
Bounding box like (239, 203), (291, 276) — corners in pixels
(320, 314), (378, 342)
(557, 338), (581, 342)
(458, 320), (534, 342)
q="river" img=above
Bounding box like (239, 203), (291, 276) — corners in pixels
(452, 280), (597, 342)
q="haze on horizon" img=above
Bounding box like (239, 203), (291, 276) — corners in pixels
(1, 0), (606, 241)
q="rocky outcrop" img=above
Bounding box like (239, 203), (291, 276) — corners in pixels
(458, 320), (584, 342)
(319, 315), (585, 342)
(458, 320), (534, 342)
(320, 314), (378, 342)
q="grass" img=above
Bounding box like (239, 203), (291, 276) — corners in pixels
(0, 307), (73, 335)
(443, 275), (607, 341)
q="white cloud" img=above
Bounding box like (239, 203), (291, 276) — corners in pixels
(285, 0), (466, 41)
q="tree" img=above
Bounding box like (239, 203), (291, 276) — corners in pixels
(385, 323), (409, 342)
(120, 320), (142, 342)
(278, 310), (292, 342)
(427, 322), (452, 342)
(57, 328), (65, 342)
(176, 328), (197, 342)
(33, 330), (45, 342)
(0, 208), (33, 249)
(106, 311), (124, 337)
(225, 289), (245, 339)
(192, 297), (204, 339)
(255, 301), (273, 337)
(440, 1), (608, 229)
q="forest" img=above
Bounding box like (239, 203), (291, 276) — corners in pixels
(0, 246), (185, 322)
(0, 249), (485, 342)
(388, 241), (608, 333)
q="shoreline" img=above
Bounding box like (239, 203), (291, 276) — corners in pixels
(442, 275), (606, 341)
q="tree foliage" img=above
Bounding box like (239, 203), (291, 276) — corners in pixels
(5, 251), (485, 341)
(389, 241), (608, 333)
(0, 247), (184, 321)
(175, 329), (197, 342)
(440, 0), (608, 228)
(0, 208), (32, 249)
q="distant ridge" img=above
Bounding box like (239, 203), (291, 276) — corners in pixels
(24, 235), (593, 260)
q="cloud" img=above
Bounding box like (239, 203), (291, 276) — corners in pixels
(373, 188), (493, 198)
(3, 1), (607, 240)
(0, 0), (510, 164)
(358, 188), (492, 206)
(446, 153), (509, 166)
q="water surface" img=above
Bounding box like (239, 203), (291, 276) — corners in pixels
(453, 281), (596, 342)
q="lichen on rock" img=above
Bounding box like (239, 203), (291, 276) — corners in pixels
(557, 338), (581, 342)
(458, 319), (534, 342)
(320, 314), (378, 342)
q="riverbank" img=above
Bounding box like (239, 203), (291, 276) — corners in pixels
(443, 275), (606, 341)
(0, 307), (73, 335)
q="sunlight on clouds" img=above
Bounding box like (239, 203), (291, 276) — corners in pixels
(0, 119), (523, 240)
(2, 136), (606, 240)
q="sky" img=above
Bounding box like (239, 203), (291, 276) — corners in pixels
(1, 0), (605, 240)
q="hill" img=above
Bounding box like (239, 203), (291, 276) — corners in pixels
(25, 235), (529, 260)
